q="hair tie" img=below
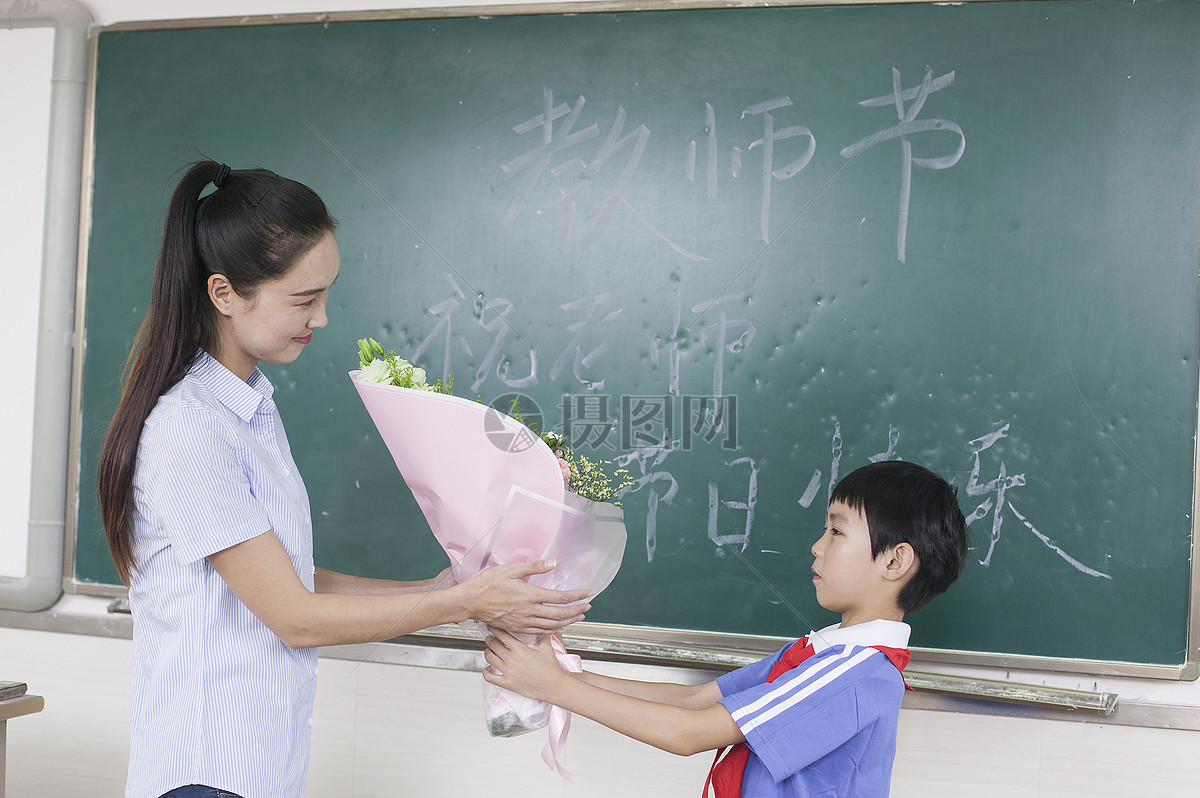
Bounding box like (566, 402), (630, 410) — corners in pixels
(213, 163), (231, 189)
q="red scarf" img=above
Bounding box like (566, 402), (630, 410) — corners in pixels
(703, 637), (911, 798)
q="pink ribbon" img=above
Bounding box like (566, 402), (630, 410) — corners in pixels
(541, 635), (583, 780)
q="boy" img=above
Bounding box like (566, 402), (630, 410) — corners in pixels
(484, 460), (969, 797)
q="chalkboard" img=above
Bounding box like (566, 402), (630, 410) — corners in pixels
(73, 0), (1200, 671)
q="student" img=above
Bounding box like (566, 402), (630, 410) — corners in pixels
(96, 160), (592, 798)
(484, 459), (969, 797)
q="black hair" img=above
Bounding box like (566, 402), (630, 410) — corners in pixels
(830, 460), (969, 615)
(97, 160), (337, 584)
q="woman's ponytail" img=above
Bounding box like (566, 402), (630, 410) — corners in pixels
(97, 161), (336, 584)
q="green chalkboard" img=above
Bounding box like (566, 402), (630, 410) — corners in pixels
(73, 0), (1200, 670)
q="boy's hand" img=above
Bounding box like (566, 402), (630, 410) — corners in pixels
(483, 628), (571, 702)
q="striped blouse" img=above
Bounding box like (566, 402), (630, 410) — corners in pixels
(126, 350), (317, 798)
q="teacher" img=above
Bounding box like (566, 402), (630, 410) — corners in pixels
(96, 160), (591, 798)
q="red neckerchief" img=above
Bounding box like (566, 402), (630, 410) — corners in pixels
(703, 637), (912, 798)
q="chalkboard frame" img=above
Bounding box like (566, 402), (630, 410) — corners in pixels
(62, 0), (1200, 682)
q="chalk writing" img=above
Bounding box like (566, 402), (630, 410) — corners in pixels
(474, 296), (538, 392)
(683, 102), (718, 200)
(650, 284), (685, 397)
(794, 421), (1111, 580)
(500, 72), (963, 260)
(618, 286), (686, 561)
(612, 283), (756, 560)
(797, 421), (902, 508)
(689, 291), (756, 441)
(742, 97), (817, 243)
(411, 275), (537, 393)
(709, 456), (759, 554)
(500, 89), (597, 231)
(615, 441), (679, 562)
(486, 81), (1094, 583)
(840, 68), (966, 263)
(410, 275), (473, 384)
(965, 423), (1111, 579)
(868, 424), (902, 463)
(550, 283), (623, 390)
(501, 88), (708, 261)
(798, 422), (848, 511)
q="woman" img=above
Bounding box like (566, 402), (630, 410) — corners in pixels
(97, 161), (590, 798)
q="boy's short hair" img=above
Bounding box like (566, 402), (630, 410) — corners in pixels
(830, 460), (969, 615)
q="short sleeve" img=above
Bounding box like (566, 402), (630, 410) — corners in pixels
(715, 644), (789, 698)
(718, 646), (899, 783)
(141, 405), (273, 565)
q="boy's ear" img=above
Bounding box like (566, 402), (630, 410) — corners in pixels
(881, 542), (918, 584)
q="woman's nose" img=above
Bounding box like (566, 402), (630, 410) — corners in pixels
(310, 300), (329, 329)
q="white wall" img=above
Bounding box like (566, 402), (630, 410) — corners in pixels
(0, 26), (52, 579)
(5, 622), (1200, 797)
(2, 1), (1199, 796)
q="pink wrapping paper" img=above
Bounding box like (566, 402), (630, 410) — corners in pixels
(350, 372), (627, 776)
(351, 375), (567, 585)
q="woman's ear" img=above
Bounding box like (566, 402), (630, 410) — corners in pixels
(207, 273), (235, 317)
(881, 542), (918, 584)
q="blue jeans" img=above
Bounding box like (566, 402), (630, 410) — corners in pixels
(158, 787), (244, 798)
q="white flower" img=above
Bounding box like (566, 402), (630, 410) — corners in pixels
(411, 367), (428, 388)
(356, 358), (392, 384)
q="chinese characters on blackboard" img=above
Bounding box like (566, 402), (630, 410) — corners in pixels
(409, 70), (1102, 581)
(965, 423), (1111, 579)
(500, 69), (965, 263)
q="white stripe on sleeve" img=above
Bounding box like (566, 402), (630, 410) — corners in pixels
(734, 647), (880, 736)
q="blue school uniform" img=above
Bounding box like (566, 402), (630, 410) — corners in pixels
(715, 620), (911, 798)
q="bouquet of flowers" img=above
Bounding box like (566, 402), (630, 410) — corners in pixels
(351, 338), (629, 777)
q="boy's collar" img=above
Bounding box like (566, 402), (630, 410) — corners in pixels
(807, 618), (910, 653)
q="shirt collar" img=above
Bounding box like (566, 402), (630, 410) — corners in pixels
(190, 349), (275, 423)
(807, 619), (911, 652)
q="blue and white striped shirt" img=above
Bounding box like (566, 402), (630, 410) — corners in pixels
(127, 350), (318, 798)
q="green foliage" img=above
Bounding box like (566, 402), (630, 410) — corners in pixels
(356, 337), (452, 394)
(356, 338), (631, 505)
(541, 431), (634, 506)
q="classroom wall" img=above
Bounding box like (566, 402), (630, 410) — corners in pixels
(2, 1), (1200, 796)
(5, 619), (1200, 797)
(0, 25), (50, 579)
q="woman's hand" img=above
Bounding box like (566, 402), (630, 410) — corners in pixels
(483, 628), (570, 703)
(459, 559), (591, 636)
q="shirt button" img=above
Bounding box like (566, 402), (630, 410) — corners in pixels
(308, 718), (313, 727)
(283, 467), (291, 476)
